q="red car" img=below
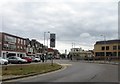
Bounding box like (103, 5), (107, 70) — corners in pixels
(21, 56), (32, 63)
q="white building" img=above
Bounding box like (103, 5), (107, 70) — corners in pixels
(69, 48), (93, 60)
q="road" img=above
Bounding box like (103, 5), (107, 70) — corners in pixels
(5, 60), (118, 82)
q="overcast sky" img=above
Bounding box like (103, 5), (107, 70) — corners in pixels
(0, 0), (119, 53)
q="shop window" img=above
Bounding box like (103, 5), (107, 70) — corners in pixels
(112, 52), (117, 56)
(95, 52), (104, 56)
(3, 53), (6, 58)
(106, 52), (112, 56)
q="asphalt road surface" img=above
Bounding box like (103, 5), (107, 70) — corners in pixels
(5, 60), (118, 82)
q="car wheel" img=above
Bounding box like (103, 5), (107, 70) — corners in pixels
(18, 61), (22, 64)
(4, 62), (8, 65)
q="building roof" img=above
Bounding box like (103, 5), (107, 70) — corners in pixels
(95, 39), (120, 45)
(0, 32), (26, 39)
(48, 48), (54, 52)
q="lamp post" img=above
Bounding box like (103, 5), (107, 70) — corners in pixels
(44, 32), (46, 46)
(44, 31), (50, 46)
(101, 35), (106, 63)
(44, 31), (50, 62)
(47, 31), (50, 47)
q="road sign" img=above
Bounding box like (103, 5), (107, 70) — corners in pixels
(50, 33), (56, 47)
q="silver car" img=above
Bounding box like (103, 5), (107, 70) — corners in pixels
(31, 56), (40, 62)
(0, 57), (8, 65)
(8, 56), (27, 64)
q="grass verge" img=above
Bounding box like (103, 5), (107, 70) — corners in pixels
(1, 63), (62, 80)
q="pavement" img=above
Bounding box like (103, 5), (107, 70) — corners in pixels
(82, 60), (119, 65)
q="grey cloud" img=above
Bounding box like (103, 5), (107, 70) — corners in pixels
(1, 1), (118, 51)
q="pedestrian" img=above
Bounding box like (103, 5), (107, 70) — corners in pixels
(41, 54), (44, 63)
(70, 55), (72, 60)
(108, 56), (111, 62)
(39, 55), (42, 62)
(45, 54), (47, 62)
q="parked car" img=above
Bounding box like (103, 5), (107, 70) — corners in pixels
(8, 56), (27, 64)
(0, 57), (8, 65)
(31, 56), (40, 62)
(54, 56), (60, 59)
(47, 55), (52, 60)
(21, 56), (32, 63)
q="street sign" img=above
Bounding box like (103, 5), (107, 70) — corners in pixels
(50, 33), (56, 47)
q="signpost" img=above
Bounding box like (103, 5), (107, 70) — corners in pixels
(50, 33), (56, 48)
(50, 33), (56, 66)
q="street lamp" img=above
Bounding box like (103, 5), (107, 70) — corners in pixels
(47, 31), (50, 47)
(44, 31), (50, 46)
(44, 31), (50, 62)
(101, 34), (106, 63)
(44, 32), (46, 46)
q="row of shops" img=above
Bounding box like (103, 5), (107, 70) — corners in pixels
(0, 32), (50, 59)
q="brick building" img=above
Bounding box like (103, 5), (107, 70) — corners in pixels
(26, 39), (44, 57)
(0, 32), (26, 58)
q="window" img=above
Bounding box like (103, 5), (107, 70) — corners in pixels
(106, 52), (111, 56)
(24, 47), (26, 50)
(18, 46), (19, 49)
(18, 38), (20, 43)
(118, 52), (120, 57)
(113, 46), (117, 50)
(24, 40), (26, 45)
(21, 39), (23, 44)
(101, 46), (105, 50)
(21, 46), (22, 50)
(5, 35), (16, 43)
(95, 52), (104, 56)
(112, 52), (117, 56)
(8, 44), (16, 50)
(3, 44), (8, 49)
(118, 45), (120, 50)
(106, 46), (109, 50)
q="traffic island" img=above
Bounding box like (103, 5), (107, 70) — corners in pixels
(1, 63), (62, 81)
